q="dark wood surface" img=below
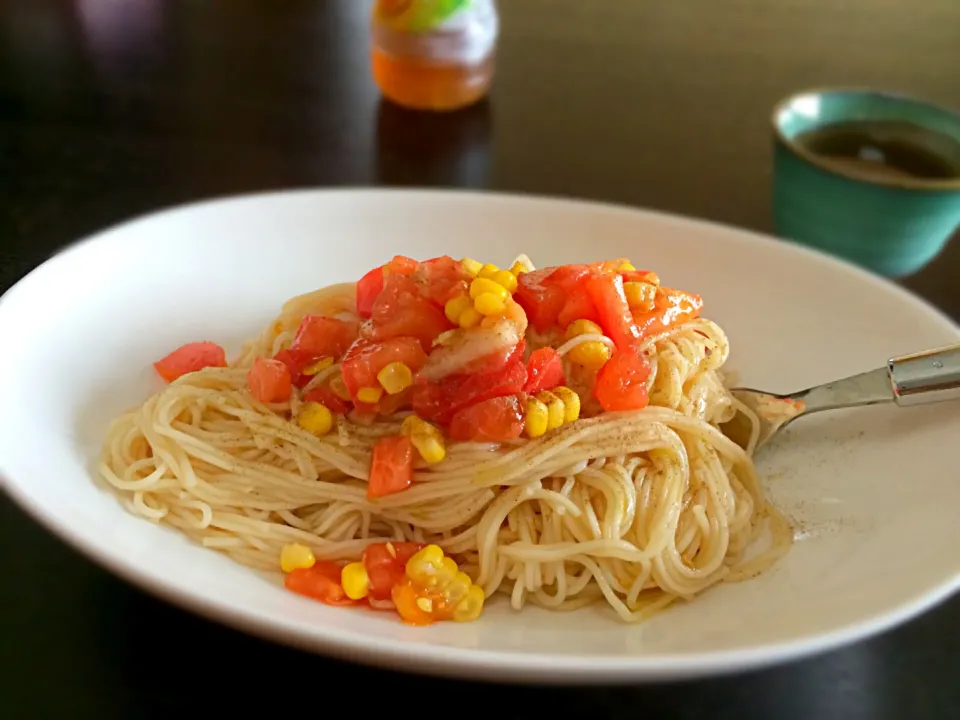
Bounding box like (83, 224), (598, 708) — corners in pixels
(2, 2), (959, 717)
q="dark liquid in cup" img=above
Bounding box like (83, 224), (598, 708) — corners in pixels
(794, 120), (960, 182)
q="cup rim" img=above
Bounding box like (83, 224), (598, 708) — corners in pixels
(771, 87), (960, 191)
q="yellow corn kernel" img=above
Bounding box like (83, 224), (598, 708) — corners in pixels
(551, 386), (581, 423)
(400, 415), (423, 436)
(280, 543), (315, 573)
(329, 375), (351, 401)
(536, 391), (565, 430)
(411, 434), (446, 464)
(406, 544), (446, 584)
(458, 307), (482, 329)
(623, 281), (657, 311)
(477, 263), (500, 279)
(452, 585), (485, 623)
(491, 269), (518, 293)
(640, 271), (661, 286)
(474, 292), (506, 316)
(442, 570), (474, 607)
(341, 561), (371, 600)
(302, 356), (334, 376)
(509, 261), (527, 277)
(460, 257), (483, 277)
(525, 397), (549, 438)
(619, 261), (636, 271)
(356, 386), (383, 404)
(568, 341), (612, 370)
(298, 402), (334, 435)
(444, 295), (473, 324)
(565, 318), (604, 340)
(469, 277), (509, 302)
(377, 361), (413, 395)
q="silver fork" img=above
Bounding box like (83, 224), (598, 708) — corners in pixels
(722, 343), (960, 451)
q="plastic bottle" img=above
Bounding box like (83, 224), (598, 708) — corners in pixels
(370, 0), (499, 112)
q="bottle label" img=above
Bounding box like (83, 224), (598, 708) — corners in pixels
(374, 0), (474, 33)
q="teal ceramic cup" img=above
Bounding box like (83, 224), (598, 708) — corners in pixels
(772, 89), (960, 277)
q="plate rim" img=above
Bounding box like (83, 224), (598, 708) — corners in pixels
(1, 187), (959, 684)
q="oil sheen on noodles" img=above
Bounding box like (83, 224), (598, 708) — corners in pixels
(99, 267), (792, 623)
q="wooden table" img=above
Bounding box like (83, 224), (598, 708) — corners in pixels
(2, 2), (958, 717)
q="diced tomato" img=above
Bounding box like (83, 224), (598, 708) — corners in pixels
(247, 357), (292, 403)
(386, 255), (420, 276)
(514, 268), (567, 333)
(340, 337), (428, 401)
(593, 347), (652, 412)
(154, 341), (227, 383)
(273, 348), (312, 388)
(362, 541), (424, 601)
(303, 382), (351, 414)
(357, 266), (385, 319)
(284, 560), (356, 606)
(412, 358), (528, 424)
(370, 274), (452, 347)
(589, 258), (630, 274)
(585, 272), (640, 349)
(632, 287), (704, 341)
(523, 347), (565, 394)
(411, 255), (470, 306)
(289, 315), (357, 360)
(514, 265), (592, 333)
(556, 293), (601, 330)
(449, 395), (525, 442)
(368, 435), (416, 499)
(379, 386), (413, 416)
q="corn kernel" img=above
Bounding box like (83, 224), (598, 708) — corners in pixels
(491, 269), (518, 293)
(444, 295), (473, 324)
(552, 386), (582, 423)
(565, 319), (604, 340)
(377, 361), (413, 395)
(619, 261), (636, 271)
(280, 543), (315, 573)
(568, 341), (612, 370)
(624, 281), (657, 311)
(298, 402), (334, 435)
(460, 257), (483, 277)
(537, 391), (565, 430)
(400, 415), (423, 435)
(452, 585), (485, 622)
(412, 434), (446, 464)
(329, 375), (351, 401)
(458, 307), (482, 329)
(525, 397), (549, 438)
(357, 386), (384, 404)
(469, 278), (509, 302)
(302, 356), (334, 376)
(474, 292), (506, 316)
(416, 597), (433, 613)
(477, 263), (500, 279)
(341, 561), (371, 600)
(509, 261), (528, 277)
(443, 570), (474, 606)
(406, 544), (446, 584)
(640, 271), (661, 286)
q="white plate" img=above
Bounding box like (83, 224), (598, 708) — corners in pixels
(1, 189), (959, 684)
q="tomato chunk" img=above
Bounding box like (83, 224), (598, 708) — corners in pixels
(411, 255), (470, 306)
(370, 274), (452, 347)
(340, 337), (427, 401)
(632, 288), (704, 341)
(273, 348), (313, 388)
(386, 255), (420, 275)
(449, 395), (525, 442)
(593, 347), (652, 412)
(523, 347), (565, 394)
(357, 266), (385, 319)
(154, 341), (227, 383)
(289, 315), (357, 360)
(362, 541), (424, 601)
(368, 435), (416, 499)
(514, 268), (567, 333)
(303, 381), (351, 414)
(412, 358), (528, 425)
(284, 560), (355, 606)
(585, 273), (640, 349)
(247, 357), (292, 403)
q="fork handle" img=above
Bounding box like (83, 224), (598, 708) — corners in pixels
(889, 342), (960, 407)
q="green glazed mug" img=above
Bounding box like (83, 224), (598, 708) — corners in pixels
(772, 89), (960, 277)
